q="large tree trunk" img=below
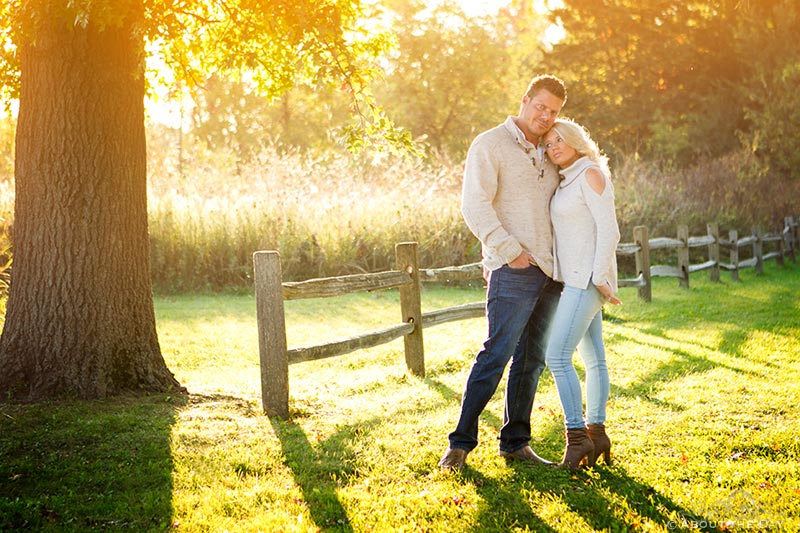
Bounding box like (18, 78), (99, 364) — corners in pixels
(0, 3), (182, 399)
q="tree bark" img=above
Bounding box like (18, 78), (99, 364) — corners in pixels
(0, 3), (182, 399)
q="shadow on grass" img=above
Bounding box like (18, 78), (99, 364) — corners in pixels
(607, 330), (757, 412)
(457, 466), (561, 533)
(424, 378), (715, 532)
(0, 393), (183, 532)
(624, 264), (800, 363)
(269, 416), (367, 533)
(262, 264), (800, 531)
(716, 280), (800, 359)
(423, 376), (563, 530)
(558, 465), (717, 532)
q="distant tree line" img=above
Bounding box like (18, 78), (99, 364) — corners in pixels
(174, 0), (798, 180)
(543, 0), (799, 174)
(1, 0), (797, 177)
(184, 0), (549, 160)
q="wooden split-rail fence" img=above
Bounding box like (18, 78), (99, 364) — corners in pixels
(254, 216), (800, 417)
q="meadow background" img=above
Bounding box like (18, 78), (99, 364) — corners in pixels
(1, 131), (795, 295)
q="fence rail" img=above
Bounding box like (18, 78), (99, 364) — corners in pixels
(255, 216), (800, 417)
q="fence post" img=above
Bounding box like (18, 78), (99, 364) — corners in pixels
(794, 216), (800, 262)
(396, 242), (425, 377)
(253, 251), (290, 418)
(729, 230), (740, 282)
(785, 216), (797, 263)
(753, 226), (764, 274)
(776, 225), (786, 267)
(707, 222), (720, 282)
(633, 225), (651, 302)
(678, 225), (689, 288)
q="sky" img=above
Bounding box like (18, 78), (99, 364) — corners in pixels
(448, 0), (512, 16)
(444, 0), (553, 16)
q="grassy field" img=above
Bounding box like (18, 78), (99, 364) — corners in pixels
(1, 261), (799, 532)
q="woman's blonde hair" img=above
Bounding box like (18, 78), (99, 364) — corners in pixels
(550, 118), (610, 177)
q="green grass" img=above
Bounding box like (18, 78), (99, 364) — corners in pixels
(1, 262), (799, 532)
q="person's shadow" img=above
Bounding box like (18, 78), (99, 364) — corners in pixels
(267, 373), (714, 532)
(269, 415), (366, 532)
(424, 376), (714, 532)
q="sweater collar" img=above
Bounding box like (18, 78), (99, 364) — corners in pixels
(558, 156), (595, 187)
(503, 116), (538, 151)
(504, 116), (547, 174)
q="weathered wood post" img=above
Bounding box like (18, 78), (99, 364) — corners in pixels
(776, 225), (786, 267)
(729, 229), (740, 282)
(678, 225), (690, 288)
(785, 216), (797, 263)
(396, 242), (425, 377)
(707, 222), (720, 282)
(633, 225), (651, 302)
(753, 226), (764, 274)
(253, 251), (290, 418)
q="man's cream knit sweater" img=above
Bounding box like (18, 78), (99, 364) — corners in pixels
(461, 117), (560, 276)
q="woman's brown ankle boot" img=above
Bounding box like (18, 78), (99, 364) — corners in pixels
(561, 427), (595, 471)
(587, 423), (611, 466)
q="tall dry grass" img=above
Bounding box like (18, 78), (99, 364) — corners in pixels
(146, 142), (478, 291)
(146, 133), (799, 291)
(613, 149), (798, 240)
(0, 123), (795, 293)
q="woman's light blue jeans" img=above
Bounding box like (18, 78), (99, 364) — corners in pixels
(545, 285), (610, 429)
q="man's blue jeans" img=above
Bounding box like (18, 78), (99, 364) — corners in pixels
(448, 264), (562, 453)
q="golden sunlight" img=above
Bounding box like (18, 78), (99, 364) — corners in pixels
(446, 0), (511, 16)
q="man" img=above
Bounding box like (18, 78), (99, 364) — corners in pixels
(439, 74), (567, 470)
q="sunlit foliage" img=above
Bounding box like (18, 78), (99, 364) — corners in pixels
(374, 0), (548, 155)
(0, 0), (417, 153)
(543, 0), (800, 172)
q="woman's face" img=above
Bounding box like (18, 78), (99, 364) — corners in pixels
(544, 129), (580, 168)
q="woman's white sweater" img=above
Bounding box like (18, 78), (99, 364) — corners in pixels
(550, 157), (620, 291)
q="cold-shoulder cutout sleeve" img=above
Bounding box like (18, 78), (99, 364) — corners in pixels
(584, 167), (607, 195)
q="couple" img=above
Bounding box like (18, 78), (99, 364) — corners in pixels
(439, 74), (621, 471)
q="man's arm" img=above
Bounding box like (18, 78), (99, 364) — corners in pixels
(461, 138), (524, 266)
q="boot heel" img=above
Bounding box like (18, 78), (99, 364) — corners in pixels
(587, 424), (612, 465)
(587, 449), (598, 468)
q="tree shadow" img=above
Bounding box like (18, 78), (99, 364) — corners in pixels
(715, 281), (800, 360)
(607, 330), (758, 413)
(0, 393), (183, 532)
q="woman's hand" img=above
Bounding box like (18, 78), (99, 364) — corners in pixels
(596, 281), (622, 305)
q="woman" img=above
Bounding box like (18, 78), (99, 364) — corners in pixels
(543, 118), (621, 470)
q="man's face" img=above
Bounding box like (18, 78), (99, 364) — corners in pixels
(517, 89), (564, 142)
